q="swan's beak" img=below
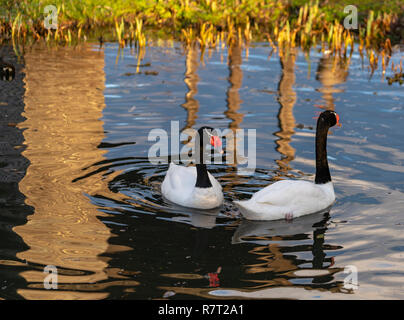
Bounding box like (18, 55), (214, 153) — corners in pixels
(210, 136), (222, 148)
(336, 114), (342, 127)
(210, 136), (224, 154)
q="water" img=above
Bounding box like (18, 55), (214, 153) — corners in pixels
(0, 41), (403, 299)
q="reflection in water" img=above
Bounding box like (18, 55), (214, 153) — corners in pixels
(232, 212), (342, 290)
(84, 158), (232, 298)
(181, 45), (200, 131)
(14, 45), (121, 299)
(0, 46), (33, 299)
(225, 45), (244, 132)
(316, 54), (349, 110)
(275, 50), (297, 175)
(222, 45), (246, 193)
(159, 212), (345, 299)
(0, 41), (401, 299)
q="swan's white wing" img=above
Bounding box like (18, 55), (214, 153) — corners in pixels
(235, 179), (335, 220)
(166, 163), (196, 191)
(166, 163), (222, 192)
(253, 180), (326, 206)
(162, 163), (196, 204)
(161, 163), (223, 209)
(207, 171), (223, 191)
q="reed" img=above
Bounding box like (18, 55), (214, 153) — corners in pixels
(115, 18), (125, 47)
(1, 0), (401, 72)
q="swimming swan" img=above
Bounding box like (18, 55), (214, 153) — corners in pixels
(162, 127), (223, 209)
(234, 110), (340, 221)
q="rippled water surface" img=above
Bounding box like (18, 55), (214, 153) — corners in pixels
(0, 41), (403, 299)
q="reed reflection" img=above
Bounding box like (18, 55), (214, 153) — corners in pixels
(316, 54), (349, 111)
(225, 45), (244, 132)
(14, 45), (117, 299)
(181, 45), (200, 131)
(274, 49), (297, 176)
(222, 44), (246, 192)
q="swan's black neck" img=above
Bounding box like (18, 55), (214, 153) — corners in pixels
(196, 164), (212, 188)
(195, 129), (212, 188)
(315, 119), (332, 184)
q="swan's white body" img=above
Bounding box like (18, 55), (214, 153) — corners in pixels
(234, 180), (335, 221)
(161, 162), (223, 209)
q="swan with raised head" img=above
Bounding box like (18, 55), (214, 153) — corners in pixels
(234, 110), (340, 221)
(161, 126), (223, 209)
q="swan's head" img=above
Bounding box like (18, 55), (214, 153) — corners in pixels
(319, 110), (341, 128)
(197, 126), (222, 149)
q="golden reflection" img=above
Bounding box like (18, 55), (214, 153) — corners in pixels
(316, 54), (349, 111)
(245, 243), (296, 277)
(225, 45), (244, 132)
(274, 49), (297, 175)
(232, 215), (342, 290)
(14, 45), (123, 299)
(241, 239), (341, 290)
(181, 45), (200, 130)
(221, 45), (246, 191)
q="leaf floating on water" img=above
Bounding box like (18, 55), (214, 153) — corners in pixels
(123, 72), (136, 76)
(296, 123), (314, 130)
(97, 141), (136, 149)
(161, 273), (204, 280)
(257, 89), (277, 94)
(163, 291), (176, 298)
(331, 220), (348, 224)
(144, 71), (159, 76)
(127, 63), (151, 68)
(122, 71), (158, 76)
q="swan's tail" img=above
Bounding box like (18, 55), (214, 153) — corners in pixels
(233, 200), (286, 221)
(233, 200), (258, 220)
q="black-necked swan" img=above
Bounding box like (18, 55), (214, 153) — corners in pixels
(234, 110), (340, 221)
(161, 126), (223, 209)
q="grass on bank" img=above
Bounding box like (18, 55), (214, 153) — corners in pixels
(0, 0), (403, 75)
(1, 0), (402, 44)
